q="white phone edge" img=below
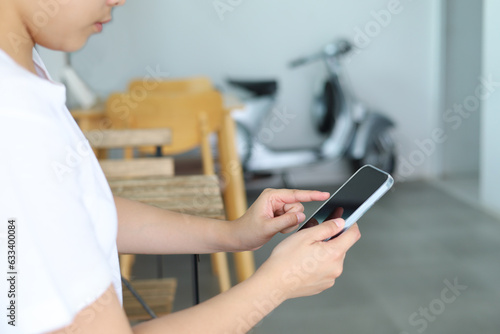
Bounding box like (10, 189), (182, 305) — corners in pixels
(343, 169), (394, 231)
(297, 164), (394, 234)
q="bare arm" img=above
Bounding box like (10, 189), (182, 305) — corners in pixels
(115, 196), (235, 254)
(115, 189), (332, 255)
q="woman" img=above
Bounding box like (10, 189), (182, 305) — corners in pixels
(0, 0), (360, 333)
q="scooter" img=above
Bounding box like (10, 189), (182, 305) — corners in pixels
(227, 39), (396, 178)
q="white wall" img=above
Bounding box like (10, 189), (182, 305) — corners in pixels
(61, 0), (443, 180)
(480, 0), (500, 216)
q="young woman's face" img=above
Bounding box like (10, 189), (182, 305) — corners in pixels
(21, 0), (125, 52)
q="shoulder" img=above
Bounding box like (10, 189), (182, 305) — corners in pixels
(0, 50), (66, 116)
(0, 51), (75, 171)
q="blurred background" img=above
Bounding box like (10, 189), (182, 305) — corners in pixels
(39, 0), (499, 332)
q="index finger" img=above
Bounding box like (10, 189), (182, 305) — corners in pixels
(269, 189), (330, 204)
(326, 222), (361, 253)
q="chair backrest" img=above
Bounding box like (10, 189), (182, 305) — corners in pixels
(85, 128), (172, 149)
(128, 77), (213, 96)
(105, 90), (224, 176)
(84, 128), (174, 179)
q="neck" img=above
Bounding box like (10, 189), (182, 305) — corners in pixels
(0, 2), (37, 75)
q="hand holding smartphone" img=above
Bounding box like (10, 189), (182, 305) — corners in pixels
(297, 165), (394, 239)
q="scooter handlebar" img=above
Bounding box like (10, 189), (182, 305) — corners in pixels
(289, 39), (353, 69)
(289, 53), (323, 68)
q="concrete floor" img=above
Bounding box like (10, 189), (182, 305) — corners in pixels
(132, 179), (500, 333)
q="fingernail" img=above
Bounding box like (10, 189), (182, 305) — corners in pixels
(334, 219), (343, 228)
(296, 212), (305, 222)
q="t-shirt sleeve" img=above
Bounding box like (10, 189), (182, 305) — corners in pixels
(0, 109), (116, 333)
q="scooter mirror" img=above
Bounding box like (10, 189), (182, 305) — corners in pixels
(324, 39), (353, 58)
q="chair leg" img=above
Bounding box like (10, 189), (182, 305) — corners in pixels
(217, 109), (256, 283)
(210, 253), (219, 276)
(120, 254), (136, 280)
(156, 255), (164, 278)
(210, 252), (231, 292)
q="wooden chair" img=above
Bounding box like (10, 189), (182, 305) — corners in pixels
(106, 90), (255, 290)
(106, 91), (231, 292)
(84, 128), (174, 179)
(129, 79), (254, 284)
(126, 77), (215, 158)
(84, 128), (176, 321)
(84, 128), (174, 279)
(128, 76), (213, 96)
(122, 278), (177, 321)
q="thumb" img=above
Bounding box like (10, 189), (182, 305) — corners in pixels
(270, 212), (306, 234)
(301, 218), (345, 241)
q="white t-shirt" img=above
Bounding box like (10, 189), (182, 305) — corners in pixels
(0, 49), (122, 334)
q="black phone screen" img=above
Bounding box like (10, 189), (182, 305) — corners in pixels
(298, 166), (389, 233)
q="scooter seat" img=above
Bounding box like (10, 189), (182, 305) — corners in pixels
(227, 79), (278, 97)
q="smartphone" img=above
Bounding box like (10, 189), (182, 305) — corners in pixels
(297, 165), (394, 239)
